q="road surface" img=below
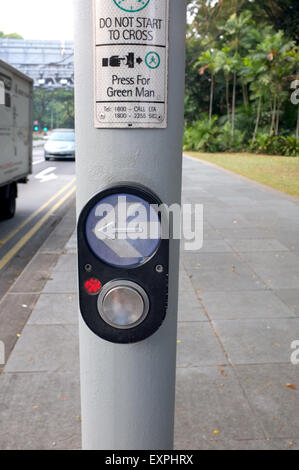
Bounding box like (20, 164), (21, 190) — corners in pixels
(0, 143), (76, 299)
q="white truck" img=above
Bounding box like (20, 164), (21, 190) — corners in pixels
(0, 59), (33, 219)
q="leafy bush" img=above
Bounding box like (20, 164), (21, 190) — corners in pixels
(184, 116), (298, 156)
(250, 134), (274, 154)
(183, 118), (246, 153)
(250, 134), (299, 156)
(183, 115), (220, 152)
(281, 137), (299, 157)
(216, 122), (246, 152)
(225, 105), (256, 142)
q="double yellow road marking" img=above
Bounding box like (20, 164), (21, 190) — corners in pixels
(0, 179), (76, 272)
(0, 178), (76, 247)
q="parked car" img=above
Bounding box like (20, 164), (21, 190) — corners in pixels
(44, 129), (75, 161)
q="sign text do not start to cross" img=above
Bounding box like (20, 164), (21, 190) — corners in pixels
(93, 0), (169, 129)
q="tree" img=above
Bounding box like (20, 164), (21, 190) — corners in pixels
(185, 37), (206, 123)
(219, 11), (253, 138)
(33, 88), (74, 130)
(189, 0), (299, 43)
(214, 48), (233, 120)
(185, 0), (299, 152)
(0, 31), (23, 39)
(254, 31), (296, 136)
(244, 56), (270, 142)
(247, 0), (299, 44)
(195, 49), (218, 121)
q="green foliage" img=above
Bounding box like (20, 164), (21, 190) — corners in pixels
(216, 122), (245, 152)
(183, 118), (247, 153)
(184, 126), (298, 156)
(282, 137), (299, 156)
(188, 0), (299, 43)
(183, 116), (219, 152)
(249, 134), (276, 154)
(219, 105), (257, 140)
(250, 134), (299, 156)
(0, 31), (23, 39)
(185, 1), (299, 155)
(185, 38), (208, 123)
(33, 88), (74, 130)
(246, 0), (299, 44)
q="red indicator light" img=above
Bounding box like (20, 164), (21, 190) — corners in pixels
(84, 278), (102, 295)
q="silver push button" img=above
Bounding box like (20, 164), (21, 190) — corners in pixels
(97, 280), (149, 329)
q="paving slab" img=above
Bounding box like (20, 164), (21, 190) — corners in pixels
(43, 271), (78, 294)
(240, 210), (293, 230)
(206, 212), (255, 230)
(174, 367), (265, 446)
(219, 227), (275, 240)
(178, 269), (206, 323)
(213, 318), (299, 365)
(183, 252), (265, 292)
(270, 229), (299, 252)
(177, 323), (227, 367)
(174, 437), (299, 451)
(64, 232), (77, 254)
(202, 225), (223, 241)
(275, 289), (299, 317)
(5, 324), (79, 373)
(218, 196), (260, 207)
(28, 293), (78, 325)
(53, 253), (77, 273)
(0, 372), (81, 450)
(199, 291), (296, 321)
(234, 364), (299, 439)
(185, 239), (233, 254)
(239, 252), (299, 289)
(225, 238), (289, 253)
(0, 293), (39, 363)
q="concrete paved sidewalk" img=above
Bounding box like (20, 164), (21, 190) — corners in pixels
(1, 156), (299, 450)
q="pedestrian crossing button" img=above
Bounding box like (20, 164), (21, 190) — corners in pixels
(97, 280), (149, 329)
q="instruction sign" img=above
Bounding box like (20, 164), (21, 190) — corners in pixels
(93, 0), (169, 128)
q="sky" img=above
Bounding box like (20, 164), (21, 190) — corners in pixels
(0, 0), (74, 40)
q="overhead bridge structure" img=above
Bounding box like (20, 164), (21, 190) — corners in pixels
(0, 39), (74, 89)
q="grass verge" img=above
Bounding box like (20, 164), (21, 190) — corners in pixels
(185, 152), (299, 198)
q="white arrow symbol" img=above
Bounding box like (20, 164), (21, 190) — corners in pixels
(114, 226), (144, 235)
(35, 167), (57, 183)
(93, 204), (144, 259)
(95, 221), (115, 240)
(95, 223), (144, 240)
(94, 200), (144, 240)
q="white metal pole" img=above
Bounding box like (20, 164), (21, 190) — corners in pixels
(74, 0), (186, 450)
